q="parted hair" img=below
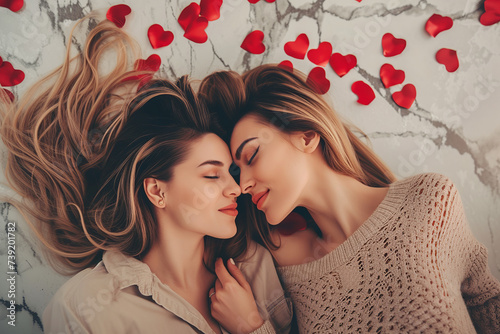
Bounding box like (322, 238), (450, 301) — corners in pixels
(199, 64), (396, 250)
(0, 18), (245, 274)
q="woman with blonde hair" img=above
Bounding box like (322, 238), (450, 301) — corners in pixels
(199, 65), (500, 333)
(0, 19), (292, 334)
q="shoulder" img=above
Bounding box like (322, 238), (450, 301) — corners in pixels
(399, 173), (467, 233)
(49, 262), (117, 305)
(395, 172), (460, 205)
(43, 262), (120, 332)
(402, 172), (457, 193)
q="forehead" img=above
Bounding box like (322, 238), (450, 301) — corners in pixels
(186, 133), (232, 165)
(230, 114), (272, 149)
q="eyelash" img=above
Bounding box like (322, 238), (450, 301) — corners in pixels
(204, 176), (219, 179)
(247, 146), (260, 165)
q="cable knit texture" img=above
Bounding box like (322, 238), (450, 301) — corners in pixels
(277, 173), (500, 333)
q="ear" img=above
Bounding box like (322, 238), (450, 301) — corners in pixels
(290, 131), (320, 154)
(143, 178), (166, 208)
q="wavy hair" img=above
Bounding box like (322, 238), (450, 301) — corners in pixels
(199, 64), (396, 250)
(0, 18), (243, 274)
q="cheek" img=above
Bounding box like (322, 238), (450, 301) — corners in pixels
(168, 181), (221, 223)
(257, 145), (304, 187)
(189, 183), (223, 218)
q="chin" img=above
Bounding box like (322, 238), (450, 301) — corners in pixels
(264, 210), (286, 226)
(211, 224), (237, 239)
(265, 205), (296, 226)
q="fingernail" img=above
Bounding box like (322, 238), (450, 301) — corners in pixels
(230, 258), (235, 265)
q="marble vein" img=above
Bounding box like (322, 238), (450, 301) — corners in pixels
(0, 297), (43, 331)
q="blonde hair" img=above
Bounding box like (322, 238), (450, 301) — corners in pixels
(200, 64), (396, 249)
(0, 18), (228, 274)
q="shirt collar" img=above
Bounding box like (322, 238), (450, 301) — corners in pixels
(102, 250), (219, 333)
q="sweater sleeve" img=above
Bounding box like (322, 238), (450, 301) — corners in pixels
(434, 175), (500, 334)
(462, 245), (500, 334)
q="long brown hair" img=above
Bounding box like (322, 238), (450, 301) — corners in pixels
(200, 64), (396, 250)
(0, 17), (242, 274)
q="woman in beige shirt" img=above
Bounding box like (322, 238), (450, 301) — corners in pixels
(0, 21), (292, 334)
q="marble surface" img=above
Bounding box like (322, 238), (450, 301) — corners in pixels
(1, 0), (499, 332)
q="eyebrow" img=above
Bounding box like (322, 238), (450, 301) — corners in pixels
(235, 137), (258, 160)
(197, 160), (224, 168)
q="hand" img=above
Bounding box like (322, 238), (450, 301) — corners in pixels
(209, 258), (264, 334)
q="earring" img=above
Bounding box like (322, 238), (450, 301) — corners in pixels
(158, 193), (165, 207)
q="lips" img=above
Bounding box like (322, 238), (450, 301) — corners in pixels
(252, 190), (269, 210)
(218, 203), (238, 217)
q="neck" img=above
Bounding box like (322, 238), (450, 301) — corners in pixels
(299, 156), (389, 245)
(142, 216), (213, 290)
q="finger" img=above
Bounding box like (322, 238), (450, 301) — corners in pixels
(214, 257), (234, 286)
(226, 258), (250, 289)
(215, 278), (223, 292)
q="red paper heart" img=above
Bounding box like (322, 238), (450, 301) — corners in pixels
(392, 84), (416, 109)
(481, 0), (500, 26)
(200, 0), (222, 21)
(1, 88), (14, 102)
(425, 14), (453, 37)
(278, 60), (293, 72)
(136, 54), (161, 72)
(178, 2), (201, 31)
(135, 54), (161, 89)
(351, 81), (375, 105)
(480, 11), (500, 26)
(306, 67), (330, 95)
(148, 24), (174, 49)
(0, 56), (3, 66)
(307, 42), (332, 66)
(284, 34), (309, 59)
(124, 54), (162, 83)
(0, 0), (23, 12)
(485, 0), (500, 13)
(382, 33), (406, 57)
(184, 17), (209, 43)
(436, 48), (459, 72)
(106, 4), (131, 28)
(277, 212), (307, 236)
(241, 30), (266, 54)
(484, 0), (500, 15)
(329, 53), (357, 77)
(380, 63), (405, 88)
(0, 61), (25, 87)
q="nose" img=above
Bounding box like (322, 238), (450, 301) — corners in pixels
(239, 170), (255, 194)
(224, 176), (242, 198)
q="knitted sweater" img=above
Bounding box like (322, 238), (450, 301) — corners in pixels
(277, 173), (500, 333)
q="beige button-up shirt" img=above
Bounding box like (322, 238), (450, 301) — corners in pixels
(43, 242), (293, 334)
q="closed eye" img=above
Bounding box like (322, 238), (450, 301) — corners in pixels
(247, 146), (260, 165)
(204, 176), (219, 179)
